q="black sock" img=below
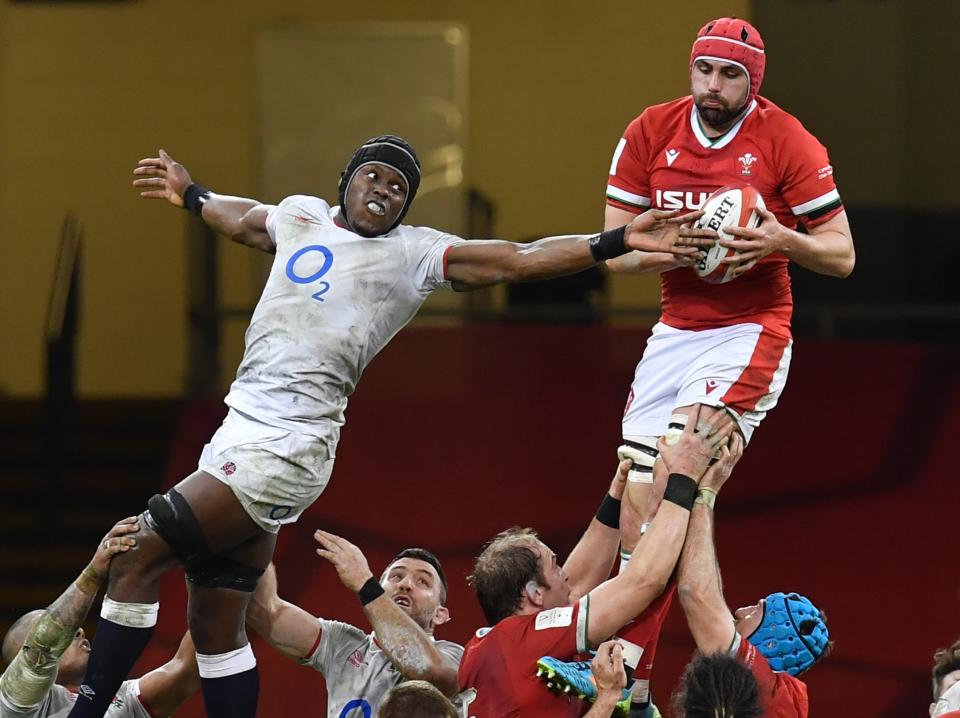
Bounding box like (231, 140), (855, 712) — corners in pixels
(67, 619), (154, 718)
(201, 667), (260, 718)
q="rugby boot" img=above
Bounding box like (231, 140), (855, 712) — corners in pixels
(536, 657), (632, 716)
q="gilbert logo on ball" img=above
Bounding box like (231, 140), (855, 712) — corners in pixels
(693, 185), (765, 284)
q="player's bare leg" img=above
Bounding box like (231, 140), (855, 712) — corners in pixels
(616, 404), (737, 715)
(68, 470), (269, 718)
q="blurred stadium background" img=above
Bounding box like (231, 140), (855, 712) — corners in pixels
(0, 0), (956, 716)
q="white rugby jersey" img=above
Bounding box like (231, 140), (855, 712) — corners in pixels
(224, 195), (463, 446)
(302, 619), (464, 718)
(0, 680), (148, 718)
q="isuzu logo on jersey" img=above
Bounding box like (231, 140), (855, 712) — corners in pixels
(655, 190), (710, 210)
(738, 152), (758, 176)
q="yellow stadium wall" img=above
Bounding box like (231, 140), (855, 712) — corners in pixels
(754, 0), (955, 211)
(1, 0), (748, 398)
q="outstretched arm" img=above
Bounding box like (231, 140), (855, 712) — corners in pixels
(245, 563), (322, 662)
(0, 518), (138, 710)
(583, 407), (736, 646)
(314, 531), (459, 697)
(445, 208), (711, 290)
(133, 150), (275, 253)
(135, 632), (199, 718)
(676, 434), (745, 654)
(563, 461), (629, 601)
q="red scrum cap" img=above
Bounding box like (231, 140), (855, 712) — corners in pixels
(690, 17), (766, 105)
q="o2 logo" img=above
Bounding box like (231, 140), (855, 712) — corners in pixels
(286, 244), (334, 302)
(338, 699), (371, 718)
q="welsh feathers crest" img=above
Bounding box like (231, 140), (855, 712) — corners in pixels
(738, 152), (758, 175)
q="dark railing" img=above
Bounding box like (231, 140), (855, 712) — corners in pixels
(43, 216), (82, 509)
(186, 218), (221, 397)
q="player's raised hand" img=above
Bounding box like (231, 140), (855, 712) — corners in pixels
(132, 149), (193, 207)
(699, 431), (744, 495)
(89, 516), (139, 578)
(657, 404), (736, 481)
(314, 529), (375, 592)
(591, 641), (627, 697)
(720, 206), (786, 276)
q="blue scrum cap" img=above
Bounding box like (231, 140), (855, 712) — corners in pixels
(747, 591), (829, 676)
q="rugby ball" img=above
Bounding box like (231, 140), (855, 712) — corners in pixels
(692, 185), (765, 284)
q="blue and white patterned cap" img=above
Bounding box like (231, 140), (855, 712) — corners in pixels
(747, 592), (829, 676)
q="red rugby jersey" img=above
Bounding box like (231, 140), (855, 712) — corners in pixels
(606, 96), (843, 335)
(734, 633), (809, 718)
(458, 597), (590, 718)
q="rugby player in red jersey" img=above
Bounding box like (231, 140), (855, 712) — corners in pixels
(458, 407), (735, 717)
(675, 433), (830, 718)
(605, 17), (853, 706)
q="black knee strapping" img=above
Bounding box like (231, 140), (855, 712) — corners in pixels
(145, 488), (210, 565)
(186, 555), (264, 592)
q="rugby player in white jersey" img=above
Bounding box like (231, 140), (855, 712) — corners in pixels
(0, 518), (198, 718)
(68, 135), (715, 718)
(247, 535), (460, 717)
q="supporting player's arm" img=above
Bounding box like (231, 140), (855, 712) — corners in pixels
(245, 563), (322, 662)
(314, 531), (459, 697)
(583, 408), (735, 646)
(133, 150), (276, 253)
(722, 207), (854, 279)
(0, 518), (138, 709)
(135, 632), (200, 718)
(445, 208), (710, 290)
(563, 461), (629, 601)
(603, 204), (694, 275)
(676, 435), (744, 654)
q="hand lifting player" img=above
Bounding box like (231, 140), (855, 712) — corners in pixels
(0, 517), (200, 718)
(674, 432), (832, 717)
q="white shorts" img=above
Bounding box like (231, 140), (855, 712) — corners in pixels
(199, 409), (335, 534)
(622, 321), (792, 444)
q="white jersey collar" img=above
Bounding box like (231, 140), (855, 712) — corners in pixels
(690, 99), (758, 150)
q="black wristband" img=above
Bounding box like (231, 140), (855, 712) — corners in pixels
(663, 473), (698, 511)
(183, 183), (212, 217)
(595, 494), (621, 529)
(588, 225), (628, 262)
(358, 577), (385, 606)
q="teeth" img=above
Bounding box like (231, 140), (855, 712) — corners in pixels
(366, 201), (384, 216)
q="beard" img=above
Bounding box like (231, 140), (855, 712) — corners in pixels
(695, 94), (748, 129)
